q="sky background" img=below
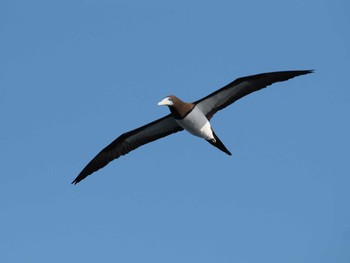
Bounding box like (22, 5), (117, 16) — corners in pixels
(1, 0), (349, 262)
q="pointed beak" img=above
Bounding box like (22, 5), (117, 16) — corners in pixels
(158, 98), (169, 106)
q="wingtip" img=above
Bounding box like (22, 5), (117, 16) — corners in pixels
(286, 69), (314, 80)
(71, 178), (80, 185)
(292, 69), (314, 75)
(300, 69), (314, 75)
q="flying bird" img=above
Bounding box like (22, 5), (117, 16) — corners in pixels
(72, 70), (312, 184)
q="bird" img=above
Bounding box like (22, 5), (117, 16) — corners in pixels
(72, 70), (313, 184)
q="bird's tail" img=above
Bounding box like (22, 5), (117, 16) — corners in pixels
(206, 131), (232, 155)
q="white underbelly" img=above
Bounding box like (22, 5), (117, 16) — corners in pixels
(175, 107), (214, 140)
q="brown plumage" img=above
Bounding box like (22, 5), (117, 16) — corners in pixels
(166, 95), (195, 119)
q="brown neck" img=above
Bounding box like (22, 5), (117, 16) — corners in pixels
(169, 99), (194, 120)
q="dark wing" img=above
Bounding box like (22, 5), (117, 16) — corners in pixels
(194, 70), (313, 119)
(72, 114), (183, 184)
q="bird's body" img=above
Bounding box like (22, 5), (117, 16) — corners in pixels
(158, 95), (231, 155)
(72, 70), (313, 184)
(160, 97), (214, 141)
(176, 108), (214, 141)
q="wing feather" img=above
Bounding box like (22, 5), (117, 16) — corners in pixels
(72, 114), (183, 184)
(195, 70), (313, 119)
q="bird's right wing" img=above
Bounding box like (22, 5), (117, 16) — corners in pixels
(72, 114), (183, 184)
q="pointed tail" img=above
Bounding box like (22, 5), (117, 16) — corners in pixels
(206, 131), (232, 155)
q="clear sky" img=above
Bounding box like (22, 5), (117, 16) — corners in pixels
(1, 0), (349, 262)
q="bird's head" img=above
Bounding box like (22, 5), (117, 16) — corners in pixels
(158, 95), (194, 119)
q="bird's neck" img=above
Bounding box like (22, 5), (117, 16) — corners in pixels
(169, 102), (195, 120)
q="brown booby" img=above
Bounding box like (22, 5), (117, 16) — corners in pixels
(72, 70), (313, 184)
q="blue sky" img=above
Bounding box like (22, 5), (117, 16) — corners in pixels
(1, 0), (349, 262)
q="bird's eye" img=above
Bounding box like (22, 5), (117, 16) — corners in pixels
(168, 97), (173, 102)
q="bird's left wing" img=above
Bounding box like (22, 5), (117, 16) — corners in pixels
(194, 70), (313, 120)
(72, 114), (183, 184)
